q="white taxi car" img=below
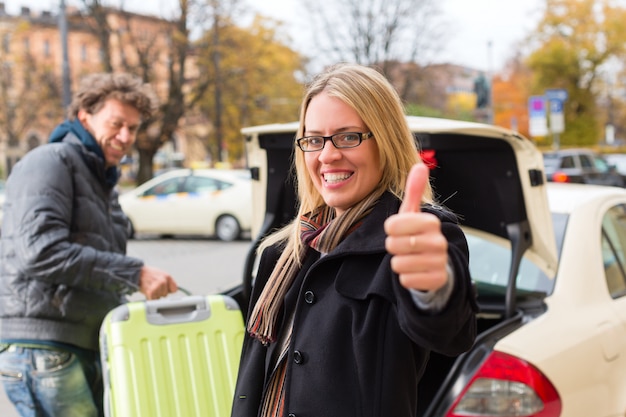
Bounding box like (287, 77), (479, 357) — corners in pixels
(232, 117), (626, 416)
(119, 168), (252, 241)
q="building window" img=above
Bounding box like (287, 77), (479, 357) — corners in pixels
(1, 63), (13, 87)
(2, 33), (10, 53)
(23, 37), (29, 52)
(81, 44), (87, 62)
(44, 39), (50, 57)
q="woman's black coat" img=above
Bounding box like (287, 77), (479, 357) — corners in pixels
(231, 192), (477, 417)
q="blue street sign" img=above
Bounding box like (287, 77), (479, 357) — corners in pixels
(550, 100), (563, 113)
(545, 88), (568, 102)
(545, 89), (566, 134)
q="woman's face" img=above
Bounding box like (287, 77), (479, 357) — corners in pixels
(303, 92), (383, 216)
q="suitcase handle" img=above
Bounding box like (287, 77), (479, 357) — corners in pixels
(126, 283), (192, 298)
(145, 296), (212, 325)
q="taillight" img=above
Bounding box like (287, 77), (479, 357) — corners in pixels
(445, 351), (561, 417)
(551, 171), (570, 183)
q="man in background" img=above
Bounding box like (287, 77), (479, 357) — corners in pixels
(0, 72), (178, 417)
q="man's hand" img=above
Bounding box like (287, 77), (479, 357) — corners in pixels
(138, 265), (178, 299)
(384, 163), (448, 292)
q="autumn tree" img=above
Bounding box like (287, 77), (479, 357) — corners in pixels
(118, 0), (195, 184)
(78, 0), (200, 184)
(526, 0), (626, 147)
(193, 14), (305, 164)
(492, 54), (534, 139)
(0, 20), (65, 176)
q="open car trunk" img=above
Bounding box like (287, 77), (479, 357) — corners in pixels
(232, 117), (558, 415)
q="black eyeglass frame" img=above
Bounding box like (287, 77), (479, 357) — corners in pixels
(295, 132), (373, 152)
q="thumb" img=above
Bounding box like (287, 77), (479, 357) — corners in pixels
(399, 163), (429, 214)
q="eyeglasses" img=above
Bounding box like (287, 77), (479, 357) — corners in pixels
(296, 132), (373, 152)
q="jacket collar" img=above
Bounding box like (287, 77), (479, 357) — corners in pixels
(58, 134), (116, 191)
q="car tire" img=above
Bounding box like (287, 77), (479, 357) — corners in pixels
(127, 220), (136, 239)
(215, 215), (241, 242)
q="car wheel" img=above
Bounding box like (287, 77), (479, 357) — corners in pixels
(215, 215), (241, 242)
(127, 220), (136, 239)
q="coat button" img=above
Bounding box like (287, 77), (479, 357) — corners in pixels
(288, 414), (296, 417)
(293, 350), (304, 364)
(304, 291), (315, 304)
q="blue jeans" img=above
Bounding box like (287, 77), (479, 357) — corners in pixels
(0, 345), (103, 417)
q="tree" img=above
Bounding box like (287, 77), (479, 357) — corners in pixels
(80, 0), (113, 72)
(0, 20), (65, 176)
(492, 55), (534, 139)
(125, 0), (194, 184)
(194, 14), (305, 164)
(299, 0), (444, 99)
(79, 0), (198, 184)
(526, 0), (626, 147)
(78, 1), (305, 181)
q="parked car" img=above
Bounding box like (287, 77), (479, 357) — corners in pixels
(604, 153), (626, 184)
(225, 117), (626, 416)
(119, 168), (252, 241)
(543, 148), (624, 187)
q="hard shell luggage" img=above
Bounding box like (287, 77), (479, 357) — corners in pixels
(99, 294), (245, 417)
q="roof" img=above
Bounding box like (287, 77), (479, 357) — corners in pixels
(547, 182), (626, 214)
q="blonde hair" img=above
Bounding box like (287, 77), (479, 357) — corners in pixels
(261, 63), (432, 258)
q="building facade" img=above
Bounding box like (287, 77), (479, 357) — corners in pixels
(0, 2), (194, 179)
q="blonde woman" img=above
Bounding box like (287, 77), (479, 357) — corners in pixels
(231, 63), (477, 417)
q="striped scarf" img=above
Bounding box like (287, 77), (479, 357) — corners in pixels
(249, 189), (383, 417)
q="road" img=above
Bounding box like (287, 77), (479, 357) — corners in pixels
(0, 237), (252, 416)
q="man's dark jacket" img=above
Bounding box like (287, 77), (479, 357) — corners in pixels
(231, 192), (477, 417)
(0, 133), (143, 351)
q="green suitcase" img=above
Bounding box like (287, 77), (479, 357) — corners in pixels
(99, 294), (245, 417)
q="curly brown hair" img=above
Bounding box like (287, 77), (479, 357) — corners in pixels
(67, 72), (159, 121)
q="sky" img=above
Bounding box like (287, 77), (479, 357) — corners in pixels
(253, 0), (546, 72)
(7, 0), (545, 72)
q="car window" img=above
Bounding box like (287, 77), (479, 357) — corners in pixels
(466, 234), (554, 296)
(594, 156), (609, 172)
(601, 204), (626, 298)
(606, 155), (626, 173)
(144, 177), (184, 196)
(560, 155), (575, 169)
(468, 212), (568, 298)
(579, 155), (594, 168)
(184, 176), (232, 193)
(543, 156), (560, 170)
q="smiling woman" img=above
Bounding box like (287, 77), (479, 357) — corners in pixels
(231, 63), (478, 417)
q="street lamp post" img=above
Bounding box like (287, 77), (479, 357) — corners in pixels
(59, 0), (72, 109)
